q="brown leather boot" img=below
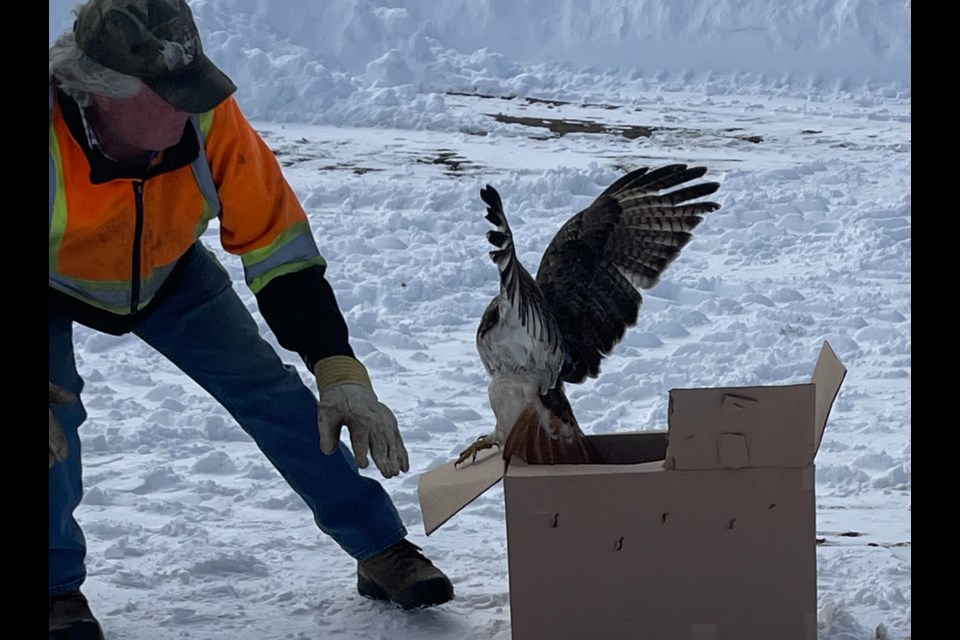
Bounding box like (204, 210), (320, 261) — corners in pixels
(49, 591), (105, 640)
(357, 539), (454, 610)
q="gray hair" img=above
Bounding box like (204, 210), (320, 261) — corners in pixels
(49, 31), (142, 108)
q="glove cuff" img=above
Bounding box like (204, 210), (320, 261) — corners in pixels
(313, 355), (372, 392)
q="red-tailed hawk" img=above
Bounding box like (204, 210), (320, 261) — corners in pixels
(456, 164), (721, 467)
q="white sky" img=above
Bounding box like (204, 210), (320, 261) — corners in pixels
(49, 1), (911, 638)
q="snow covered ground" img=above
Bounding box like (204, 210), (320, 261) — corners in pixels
(49, 1), (910, 638)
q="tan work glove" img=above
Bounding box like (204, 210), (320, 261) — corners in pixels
(314, 356), (409, 478)
(49, 382), (77, 468)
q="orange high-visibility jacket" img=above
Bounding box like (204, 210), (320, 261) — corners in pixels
(48, 84), (354, 366)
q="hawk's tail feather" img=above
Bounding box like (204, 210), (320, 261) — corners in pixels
(502, 399), (605, 466)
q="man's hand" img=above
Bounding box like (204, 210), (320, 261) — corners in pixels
(49, 382), (77, 469)
(314, 356), (409, 478)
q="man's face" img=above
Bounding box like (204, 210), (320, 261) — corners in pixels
(91, 85), (191, 153)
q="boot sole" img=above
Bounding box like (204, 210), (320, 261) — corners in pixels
(358, 574), (454, 610)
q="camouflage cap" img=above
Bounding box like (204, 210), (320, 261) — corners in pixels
(73, 0), (237, 113)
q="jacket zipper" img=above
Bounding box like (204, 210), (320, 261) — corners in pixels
(131, 180), (145, 314)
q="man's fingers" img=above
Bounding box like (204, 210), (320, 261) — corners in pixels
(397, 441), (410, 474)
(316, 389), (409, 478)
(350, 426), (371, 470)
(378, 408), (406, 476)
(381, 409), (409, 474)
(316, 408), (343, 455)
(368, 431), (397, 478)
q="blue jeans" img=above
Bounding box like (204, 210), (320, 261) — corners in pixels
(49, 244), (407, 594)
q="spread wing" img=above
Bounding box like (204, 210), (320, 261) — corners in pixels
(477, 185), (565, 395)
(534, 164), (721, 384)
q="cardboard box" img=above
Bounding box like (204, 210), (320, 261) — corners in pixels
(418, 341), (846, 640)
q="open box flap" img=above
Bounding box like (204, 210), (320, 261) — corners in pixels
(417, 447), (504, 536)
(812, 340), (847, 454)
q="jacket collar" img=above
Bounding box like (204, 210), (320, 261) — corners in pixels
(55, 86), (201, 184)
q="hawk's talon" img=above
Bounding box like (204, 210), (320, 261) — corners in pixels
(454, 436), (500, 468)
